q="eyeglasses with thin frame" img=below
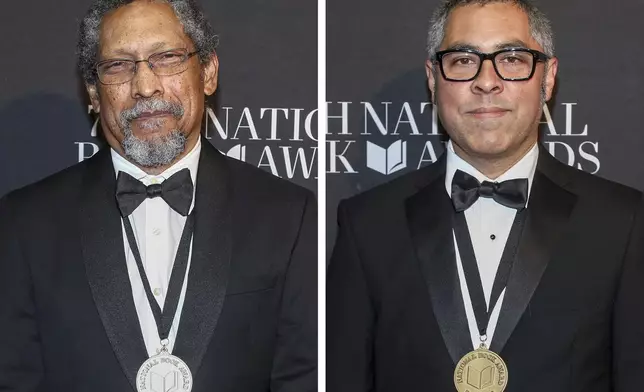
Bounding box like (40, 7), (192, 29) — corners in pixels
(433, 48), (550, 82)
(95, 48), (199, 85)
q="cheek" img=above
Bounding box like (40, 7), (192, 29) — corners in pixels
(436, 86), (468, 122)
(509, 82), (542, 113)
(100, 87), (130, 114)
(169, 80), (203, 120)
(97, 87), (135, 133)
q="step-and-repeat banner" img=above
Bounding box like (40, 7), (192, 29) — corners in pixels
(0, 0), (317, 198)
(327, 0), (644, 248)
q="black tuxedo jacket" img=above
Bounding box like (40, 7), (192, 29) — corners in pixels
(328, 147), (644, 392)
(0, 139), (316, 392)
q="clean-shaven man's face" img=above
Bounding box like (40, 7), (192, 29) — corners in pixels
(427, 3), (558, 162)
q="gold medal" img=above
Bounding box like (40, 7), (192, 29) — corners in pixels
(454, 344), (508, 392)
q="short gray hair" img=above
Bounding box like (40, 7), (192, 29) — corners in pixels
(77, 0), (219, 85)
(426, 0), (554, 60)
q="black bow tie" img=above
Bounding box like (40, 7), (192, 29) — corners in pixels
(115, 168), (194, 217)
(451, 169), (528, 212)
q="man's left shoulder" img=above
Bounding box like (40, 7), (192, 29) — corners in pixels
(224, 155), (315, 204)
(551, 157), (642, 211)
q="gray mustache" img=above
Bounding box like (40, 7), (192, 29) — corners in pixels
(120, 99), (184, 124)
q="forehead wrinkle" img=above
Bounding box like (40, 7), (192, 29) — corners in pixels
(442, 4), (536, 47)
(98, 2), (190, 58)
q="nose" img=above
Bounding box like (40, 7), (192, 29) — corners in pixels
(130, 61), (164, 99)
(470, 59), (503, 95)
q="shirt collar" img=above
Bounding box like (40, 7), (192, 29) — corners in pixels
(444, 140), (539, 206)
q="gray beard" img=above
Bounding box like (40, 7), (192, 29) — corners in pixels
(118, 99), (187, 168)
(121, 125), (187, 168)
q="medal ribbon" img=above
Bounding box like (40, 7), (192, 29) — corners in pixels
(452, 209), (526, 341)
(122, 211), (195, 346)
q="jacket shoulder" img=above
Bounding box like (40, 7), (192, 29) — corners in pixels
(223, 154), (315, 204)
(339, 160), (444, 217)
(550, 156), (642, 207)
(2, 157), (92, 209)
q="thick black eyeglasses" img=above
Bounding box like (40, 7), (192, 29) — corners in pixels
(95, 48), (199, 85)
(433, 48), (550, 82)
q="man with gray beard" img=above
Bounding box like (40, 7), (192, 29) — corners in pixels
(0, 1), (317, 391)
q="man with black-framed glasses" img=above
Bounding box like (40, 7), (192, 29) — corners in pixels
(0, 1), (317, 391)
(328, 1), (644, 391)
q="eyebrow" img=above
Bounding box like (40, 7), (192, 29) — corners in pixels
(494, 40), (531, 50)
(443, 40), (532, 52)
(103, 42), (176, 58)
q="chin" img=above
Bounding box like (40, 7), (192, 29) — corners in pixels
(131, 126), (175, 140)
(128, 134), (158, 144)
(461, 136), (516, 158)
(121, 128), (188, 168)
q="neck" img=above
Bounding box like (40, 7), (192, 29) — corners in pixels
(452, 138), (537, 180)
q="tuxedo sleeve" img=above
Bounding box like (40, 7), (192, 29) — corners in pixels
(0, 194), (44, 391)
(613, 196), (644, 391)
(270, 191), (317, 392)
(327, 201), (375, 392)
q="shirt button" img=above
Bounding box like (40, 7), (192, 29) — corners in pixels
(152, 228), (161, 236)
(490, 234), (496, 240)
(153, 288), (162, 297)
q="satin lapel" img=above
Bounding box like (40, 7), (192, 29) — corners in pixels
(80, 149), (147, 390)
(406, 170), (472, 364)
(172, 139), (232, 375)
(490, 151), (577, 353)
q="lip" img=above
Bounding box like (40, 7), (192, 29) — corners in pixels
(133, 111), (172, 120)
(467, 107), (510, 118)
(467, 106), (509, 119)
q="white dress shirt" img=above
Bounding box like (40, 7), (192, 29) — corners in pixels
(444, 140), (538, 349)
(111, 138), (201, 357)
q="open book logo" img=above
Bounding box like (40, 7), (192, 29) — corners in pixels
(150, 370), (179, 392)
(225, 144), (247, 162)
(366, 140), (407, 175)
(466, 363), (494, 389)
